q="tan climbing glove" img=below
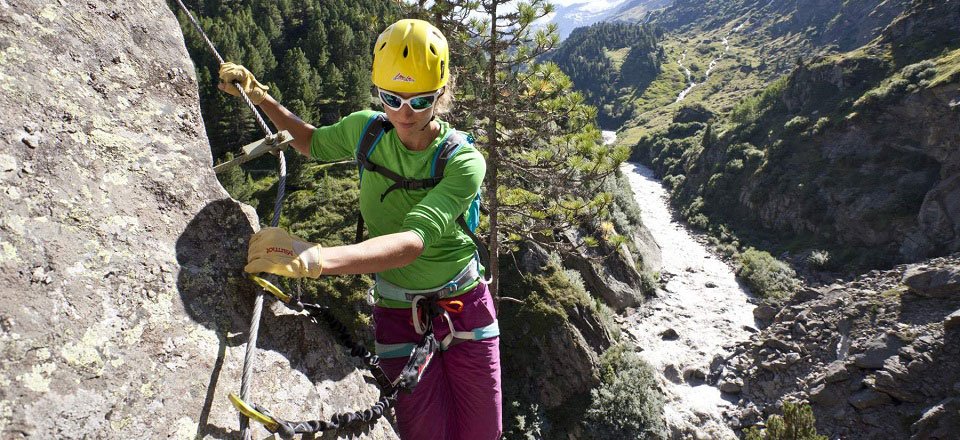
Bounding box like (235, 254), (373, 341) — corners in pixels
(218, 62), (270, 105)
(244, 227), (323, 278)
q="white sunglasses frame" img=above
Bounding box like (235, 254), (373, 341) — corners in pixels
(377, 88), (442, 112)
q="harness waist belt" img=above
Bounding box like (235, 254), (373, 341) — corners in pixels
(376, 320), (500, 359)
(375, 258), (480, 302)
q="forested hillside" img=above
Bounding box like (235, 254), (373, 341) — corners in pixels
(175, 0), (395, 161)
(548, 22), (663, 127)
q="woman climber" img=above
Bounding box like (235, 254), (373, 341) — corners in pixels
(217, 19), (501, 440)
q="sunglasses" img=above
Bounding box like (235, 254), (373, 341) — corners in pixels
(378, 88), (441, 112)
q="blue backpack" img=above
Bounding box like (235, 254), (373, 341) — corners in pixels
(354, 113), (488, 269)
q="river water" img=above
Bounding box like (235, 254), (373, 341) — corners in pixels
(608, 132), (757, 438)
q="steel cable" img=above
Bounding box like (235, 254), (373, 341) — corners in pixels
(169, 2), (287, 438)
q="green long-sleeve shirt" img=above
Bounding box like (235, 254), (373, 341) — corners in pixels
(310, 110), (486, 291)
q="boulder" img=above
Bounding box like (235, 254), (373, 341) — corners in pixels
(849, 389), (892, 409)
(903, 266), (960, 298)
(809, 383), (842, 406)
(824, 361), (852, 383)
(0, 2), (396, 438)
(911, 398), (960, 439)
(945, 309), (960, 331)
(852, 335), (903, 369)
(561, 229), (646, 310)
(719, 377), (743, 394)
(753, 304), (779, 322)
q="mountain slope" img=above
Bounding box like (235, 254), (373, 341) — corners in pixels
(630, 0), (960, 268)
(548, 21), (663, 128)
(544, 0), (669, 40)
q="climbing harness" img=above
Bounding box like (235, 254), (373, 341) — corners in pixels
(170, 2), (405, 438)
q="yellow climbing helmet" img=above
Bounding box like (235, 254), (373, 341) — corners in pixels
(372, 19), (449, 93)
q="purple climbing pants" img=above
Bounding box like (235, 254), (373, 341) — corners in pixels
(374, 282), (502, 440)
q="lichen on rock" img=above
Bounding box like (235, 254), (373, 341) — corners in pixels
(0, 1), (397, 438)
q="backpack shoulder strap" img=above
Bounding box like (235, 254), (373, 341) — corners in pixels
(355, 113), (391, 245)
(430, 131), (471, 178)
(356, 113), (392, 178)
(430, 132), (491, 273)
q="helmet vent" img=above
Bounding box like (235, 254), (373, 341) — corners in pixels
(379, 42), (387, 51)
(440, 60), (445, 79)
(429, 44), (438, 56)
(403, 46), (408, 58)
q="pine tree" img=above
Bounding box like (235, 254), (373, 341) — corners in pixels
(414, 0), (629, 299)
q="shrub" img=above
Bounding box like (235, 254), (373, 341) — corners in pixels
(726, 158), (745, 172)
(783, 115), (810, 133)
(744, 402), (827, 440)
(737, 248), (800, 302)
(640, 270), (659, 296)
(584, 345), (667, 439)
(687, 213), (710, 230)
(805, 250), (831, 269)
(663, 174), (686, 193)
(811, 117), (831, 135)
(505, 401), (545, 439)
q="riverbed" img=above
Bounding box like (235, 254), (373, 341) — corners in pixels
(618, 159), (757, 438)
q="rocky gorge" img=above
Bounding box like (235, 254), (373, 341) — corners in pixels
(715, 254), (960, 438)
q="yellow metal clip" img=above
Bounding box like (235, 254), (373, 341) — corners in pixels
(247, 274), (292, 303)
(229, 393), (280, 432)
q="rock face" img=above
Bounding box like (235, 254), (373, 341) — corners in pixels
(562, 228), (649, 310)
(0, 2), (395, 439)
(715, 254), (960, 439)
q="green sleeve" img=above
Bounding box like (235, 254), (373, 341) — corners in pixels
(401, 144), (486, 249)
(309, 110), (379, 161)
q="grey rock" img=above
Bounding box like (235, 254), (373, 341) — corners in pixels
(21, 133), (40, 148)
(519, 241), (551, 273)
(824, 361), (851, 383)
(753, 304), (778, 321)
(763, 338), (800, 353)
(849, 389), (893, 409)
(810, 383), (842, 406)
(661, 328), (680, 340)
(784, 352), (802, 365)
(0, 3), (398, 439)
(870, 371), (922, 403)
(683, 366), (707, 383)
(944, 309), (960, 331)
(664, 364), (682, 383)
(760, 359), (789, 372)
(852, 335), (903, 369)
(0, 154), (16, 173)
(795, 287), (821, 302)
(720, 378), (743, 394)
(911, 398), (960, 439)
(561, 228), (646, 310)
(903, 266), (960, 298)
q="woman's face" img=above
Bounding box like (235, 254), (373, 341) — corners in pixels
(379, 89), (440, 133)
